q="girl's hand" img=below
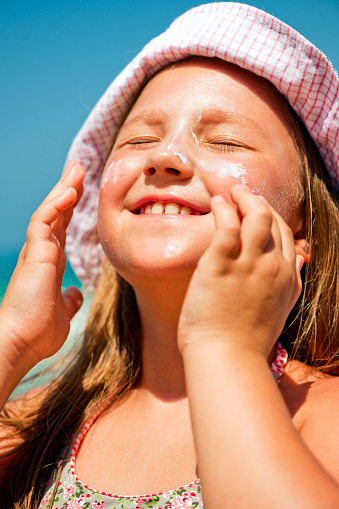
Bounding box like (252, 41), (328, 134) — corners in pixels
(178, 185), (306, 359)
(0, 160), (85, 378)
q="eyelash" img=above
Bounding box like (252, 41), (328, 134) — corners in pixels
(121, 137), (250, 152)
(126, 137), (159, 145)
(204, 139), (246, 153)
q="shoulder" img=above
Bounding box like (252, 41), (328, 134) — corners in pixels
(280, 360), (339, 423)
(280, 360), (339, 483)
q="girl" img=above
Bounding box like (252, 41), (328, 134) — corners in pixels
(1, 2), (339, 508)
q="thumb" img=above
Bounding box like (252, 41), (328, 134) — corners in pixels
(63, 286), (83, 320)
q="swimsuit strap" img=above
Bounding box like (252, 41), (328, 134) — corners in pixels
(270, 341), (288, 383)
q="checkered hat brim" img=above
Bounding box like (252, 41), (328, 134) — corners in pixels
(65, 2), (339, 288)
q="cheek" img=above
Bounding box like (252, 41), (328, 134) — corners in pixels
(99, 154), (142, 202)
(199, 159), (250, 205)
(98, 155), (142, 249)
(248, 165), (302, 227)
(199, 159), (249, 186)
(201, 158), (301, 227)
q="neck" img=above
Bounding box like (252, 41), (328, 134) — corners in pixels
(130, 272), (278, 401)
(133, 274), (190, 401)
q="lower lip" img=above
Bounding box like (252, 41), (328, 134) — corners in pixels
(133, 213), (205, 218)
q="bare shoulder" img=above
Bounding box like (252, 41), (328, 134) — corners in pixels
(280, 360), (339, 482)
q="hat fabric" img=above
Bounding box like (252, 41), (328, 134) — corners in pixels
(66, 2), (339, 288)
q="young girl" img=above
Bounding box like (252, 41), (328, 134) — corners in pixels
(1, 2), (339, 508)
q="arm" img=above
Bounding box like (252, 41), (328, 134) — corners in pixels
(179, 186), (339, 508)
(0, 160), (85, 410)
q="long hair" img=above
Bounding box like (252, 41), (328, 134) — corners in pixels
(281, 121), (339, 372)
(1, 84), (339, 508)
(1, 266), (141, 508)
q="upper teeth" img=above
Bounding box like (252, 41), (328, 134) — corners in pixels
(140, 202), (200, 215)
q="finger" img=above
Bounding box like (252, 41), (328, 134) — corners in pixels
(62, 286), (83, 320)
(44, 160), (85, 204)
(270, 210), (295, 262)
(56, 243), (67, 280)
(257, 193), (296, 262)
(230, 186), (273, 254)
(58, 225), (67, 251)
(51, 180), (84, 237)
(25, 188), (77, 259)
(210, 195), (241, 260)
(63, 182), (84, 230)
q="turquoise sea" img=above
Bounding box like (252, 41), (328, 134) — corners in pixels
(0, 251), (90, 396)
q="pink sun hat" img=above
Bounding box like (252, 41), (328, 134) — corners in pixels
(65, 2), (339, 289)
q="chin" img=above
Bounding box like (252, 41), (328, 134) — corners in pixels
(108, 249), (199, 288)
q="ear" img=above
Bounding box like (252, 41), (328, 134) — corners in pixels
(293, 209), (310, 265)
(294, 238), (311, 264)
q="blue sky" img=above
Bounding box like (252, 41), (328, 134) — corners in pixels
(1, 0), (338, 255)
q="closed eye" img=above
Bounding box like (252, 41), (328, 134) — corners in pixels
(203, 138), (253, 153)
(126, 137), (160, 145)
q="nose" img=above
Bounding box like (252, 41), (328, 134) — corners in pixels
(143, 141), (194, 181)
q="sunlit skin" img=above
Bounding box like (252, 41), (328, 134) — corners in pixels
(98, 58), (304, 292)
(74, 59), (320, 497)
(3, 59), (339, 504)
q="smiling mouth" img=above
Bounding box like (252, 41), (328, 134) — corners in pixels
(135, 202), (204, 215)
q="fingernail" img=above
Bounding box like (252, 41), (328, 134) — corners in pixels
(61, 187), (73, 196)
(232, 184), (250, 192)
(63, 160), (77, 179)
(212, 195), (225, 203)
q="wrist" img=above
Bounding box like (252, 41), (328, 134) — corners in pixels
(179, 330), (271, 360)
(180, 335), (270, 369)
(0, 313), (41, 377)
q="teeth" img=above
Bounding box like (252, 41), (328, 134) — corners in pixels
(151, 202), (164, 214)
(140, 202), (195, 215)
(165, 203), (180, 214)
(180, 206), (191, 215)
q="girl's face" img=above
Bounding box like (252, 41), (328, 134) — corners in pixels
(98, 59), (303, 282)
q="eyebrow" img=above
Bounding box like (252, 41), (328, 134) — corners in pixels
(121, 107), (268, 140)
(198, 108), (268, 139)
(121, 109), (169, 130)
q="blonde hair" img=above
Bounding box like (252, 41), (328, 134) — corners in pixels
(2, 79), (339, 509)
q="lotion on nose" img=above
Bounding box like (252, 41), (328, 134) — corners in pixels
(167, 135), (190, 166)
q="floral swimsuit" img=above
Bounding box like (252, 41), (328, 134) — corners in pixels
(38, 343), (288, 509)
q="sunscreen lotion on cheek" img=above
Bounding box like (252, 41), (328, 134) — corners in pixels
(200, 159), (248, 185)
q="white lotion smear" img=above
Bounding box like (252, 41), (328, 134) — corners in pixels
(200, 159), (248, 184)
(191, 130), (199, 146)
(167, 136), (189, 165)
(101, 160), (124, 187)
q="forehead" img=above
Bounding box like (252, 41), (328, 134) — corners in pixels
(122, 57), (299, 152)
(126, 58), (292, 126)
